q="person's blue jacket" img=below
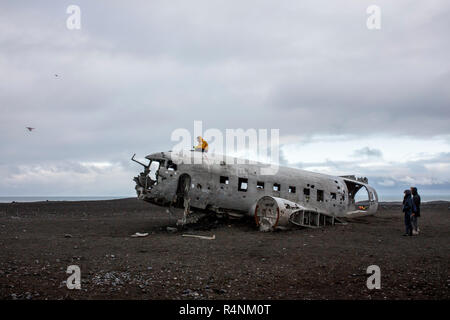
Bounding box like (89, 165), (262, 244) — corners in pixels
(402, 191), (414, 215)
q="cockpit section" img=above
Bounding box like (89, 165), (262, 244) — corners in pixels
(131, 154), (166, 200)
(131, 152), (182, 206)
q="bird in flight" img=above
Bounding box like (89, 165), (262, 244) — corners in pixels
(26, 127), (35, 132)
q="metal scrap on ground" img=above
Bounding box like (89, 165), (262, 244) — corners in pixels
(131, 232), (149, 238)
(182, 234), (215, 240)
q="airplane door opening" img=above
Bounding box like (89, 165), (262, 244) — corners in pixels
(175, 174), (191, 208)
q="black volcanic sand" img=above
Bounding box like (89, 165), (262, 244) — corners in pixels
(0, 199), (448, 300)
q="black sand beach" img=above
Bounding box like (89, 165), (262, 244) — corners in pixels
(0, 199), (448, 300)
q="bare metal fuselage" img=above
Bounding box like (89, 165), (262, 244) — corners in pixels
(132, 151), (379, 225)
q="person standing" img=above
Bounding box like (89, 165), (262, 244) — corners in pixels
(411, 187), (421, 235)
(402, 189), (414, 236)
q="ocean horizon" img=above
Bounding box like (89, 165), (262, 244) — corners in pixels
(0, 196), (132, 203)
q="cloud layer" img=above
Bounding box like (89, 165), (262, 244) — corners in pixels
(0, 1), (449, 198)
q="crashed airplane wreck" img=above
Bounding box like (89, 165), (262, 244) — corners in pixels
(132, 151), (378, 231)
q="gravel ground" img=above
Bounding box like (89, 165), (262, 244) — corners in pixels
(0, 199), (448, 300)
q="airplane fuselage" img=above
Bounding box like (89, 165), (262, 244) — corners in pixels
(133, 151), (379, 220)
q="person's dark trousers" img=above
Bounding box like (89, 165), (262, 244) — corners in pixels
(411, 215), (418, 232)
(404, 213), (412, 235)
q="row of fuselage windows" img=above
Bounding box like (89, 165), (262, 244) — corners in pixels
(220, 176), (340, 202)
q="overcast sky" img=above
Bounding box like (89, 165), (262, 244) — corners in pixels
(1, 0), (449, 199)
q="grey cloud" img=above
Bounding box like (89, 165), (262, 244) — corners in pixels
(0, 1), (449, 195)
(286, 152), (450, 184)
(352, 147), (383, 158)
(0, 161), (136, 196)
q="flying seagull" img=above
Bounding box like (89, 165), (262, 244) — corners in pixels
(26, 127), (35, 132)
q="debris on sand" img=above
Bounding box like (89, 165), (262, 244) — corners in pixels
(166, 227), (178, 233)
(131, 232), (149, 238)
(182, 234), (215, 240)
(64, 234), (73, 238)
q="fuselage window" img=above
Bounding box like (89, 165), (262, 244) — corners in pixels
(220, 176), (229, 184)
(148, 161), (161, 181)
(317, 189), (324, 202)
(331, 192), (337, 200)
(303, 188), (310, 201)
(257, 181), (265, 190)
(273, 183), (280, 191)
(167, 160), (177, 171)
(238, 178), (248, 192)
(288, 186), (296, 193)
